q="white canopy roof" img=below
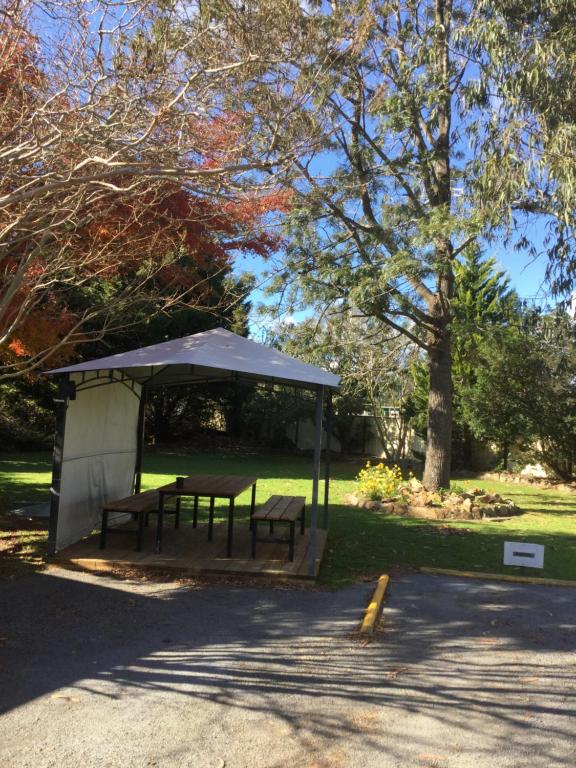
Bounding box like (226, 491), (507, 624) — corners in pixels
(48, 328), (340, 390)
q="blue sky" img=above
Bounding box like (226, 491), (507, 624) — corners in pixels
(494, 243), (549, 300)
(491, 213), (552, 301)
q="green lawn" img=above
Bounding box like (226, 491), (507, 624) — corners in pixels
(1, 450), (576, 586)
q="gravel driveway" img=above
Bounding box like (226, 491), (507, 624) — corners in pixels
(1, 567), (574, 768)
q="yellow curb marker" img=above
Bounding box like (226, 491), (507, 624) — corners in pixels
(359, 574), (390, 635)
(421, 566), (576, 588)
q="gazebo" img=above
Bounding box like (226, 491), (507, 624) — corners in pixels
(46, 328), (340, 577)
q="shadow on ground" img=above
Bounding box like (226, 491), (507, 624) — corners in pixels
(0, 570), (574, 767)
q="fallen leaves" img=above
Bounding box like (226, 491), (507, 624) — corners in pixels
(387, 665), (409, 680)
(50, 693), (80, 703)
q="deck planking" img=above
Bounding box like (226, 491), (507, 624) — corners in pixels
(55, 521), (327, 580)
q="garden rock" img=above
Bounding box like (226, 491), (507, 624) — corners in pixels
(345, 486), (523, 521)
(481, 502), (522, 518)
(402, 505), (439, 520)
(409, 477), (424, 492)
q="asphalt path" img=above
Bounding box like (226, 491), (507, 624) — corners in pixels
(1, 567), (574, 768)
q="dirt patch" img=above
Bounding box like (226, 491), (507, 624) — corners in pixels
(0, 513), (47, 532)
(57, 560), (327, 590)
(424, 525), (473, 536)
(0, 514), (48, 578)
(0, 535), (21, 554)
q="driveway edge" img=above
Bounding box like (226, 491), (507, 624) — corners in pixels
(421, 566), (576, 587)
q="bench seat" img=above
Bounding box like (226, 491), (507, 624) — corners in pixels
(251, 495), (306, 561)
(100, 489), (178, 551)
(103, 489), (160, 515)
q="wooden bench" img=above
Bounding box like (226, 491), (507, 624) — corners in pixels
(100, 490), (179, 552)
(251, 495), (306, 562)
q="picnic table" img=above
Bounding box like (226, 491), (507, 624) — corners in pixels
(154, 474), (258, 556)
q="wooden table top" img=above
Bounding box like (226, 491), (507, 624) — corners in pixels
(157, 474), (258, 498)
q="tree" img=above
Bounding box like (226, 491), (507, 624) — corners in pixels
(145, 0), (576, 487)
(521, 309), (576, 479)
(451, 249), (520, 465)
(2, 178), (283, 376)
(220, 0), (562, 489)
(470, 1), (576, 295)
(451, 249), (519, 390)
(407, 250), (519, 467)
(461, 330), (539, 470)
(0, 0), (292, 379)
(463, 311), (576, 478)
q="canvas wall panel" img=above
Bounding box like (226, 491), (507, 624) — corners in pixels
(55, 375), (141, 551)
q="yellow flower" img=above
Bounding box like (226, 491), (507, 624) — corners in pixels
(355, 461), (405, 502)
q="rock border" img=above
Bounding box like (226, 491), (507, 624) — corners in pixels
(476, 472), (576, 494)
(344, 489), (523, 521)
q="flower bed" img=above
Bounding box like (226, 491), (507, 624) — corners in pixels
(345, 463), (522, 520)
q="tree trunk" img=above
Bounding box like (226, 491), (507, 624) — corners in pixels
(420, 0), (454, 490)
(502, 440), (509, 471)
(422, 328), (453, 490)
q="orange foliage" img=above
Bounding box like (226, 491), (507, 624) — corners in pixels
(3, 175), (289, 362)
(0, 7), (291, 371)
(6, 301), (77, 366)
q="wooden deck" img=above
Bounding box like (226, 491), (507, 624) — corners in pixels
(55, 521), (327, 580)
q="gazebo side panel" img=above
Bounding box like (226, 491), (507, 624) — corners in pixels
(55, 375), (141, 551)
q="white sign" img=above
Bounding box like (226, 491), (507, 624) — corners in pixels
(503, 541), (544, 569)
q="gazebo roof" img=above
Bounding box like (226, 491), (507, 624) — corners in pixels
(48, 327), (340, 390)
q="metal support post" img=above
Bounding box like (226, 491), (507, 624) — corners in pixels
(134, 387), (147, 493)
(47, 374), (70, 557)
(323, 391), (333, 529)
(308, 385), (324, 577)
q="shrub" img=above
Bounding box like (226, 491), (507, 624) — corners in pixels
(356, 461), (404, 500)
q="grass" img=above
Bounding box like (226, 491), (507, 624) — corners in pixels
(1, 450), (576, 587)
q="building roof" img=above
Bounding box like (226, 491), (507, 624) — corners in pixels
(47, 328), (339, 390)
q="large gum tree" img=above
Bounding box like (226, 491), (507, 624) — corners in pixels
(188, 0), (571, 489)
(257, 0), (491, 489)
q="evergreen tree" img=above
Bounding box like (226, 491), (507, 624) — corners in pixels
(463, 311), (576, 478)
(461, 330), (538, 470)
(409, 250), (520, 467)
(452, 249), (519, 390)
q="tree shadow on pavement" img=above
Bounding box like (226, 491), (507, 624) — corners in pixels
(1, 570), (575, 767)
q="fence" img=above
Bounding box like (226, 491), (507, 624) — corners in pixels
(281, 413), (425, 459)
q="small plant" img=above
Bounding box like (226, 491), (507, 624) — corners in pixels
(449, 482), (466, 495)
(356, 461), (404, 501)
